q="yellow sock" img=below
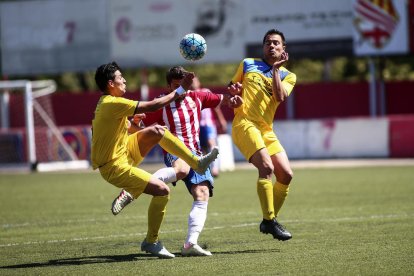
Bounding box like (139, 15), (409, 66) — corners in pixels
(146, 195), (169, 243)
(273, 181), (289, 217)
(158, 129), (199, 169)
(257, 178), (275, 220)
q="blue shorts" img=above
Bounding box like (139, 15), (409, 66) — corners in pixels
(164, 152), (214, 197)
(200, 125), (217, 150)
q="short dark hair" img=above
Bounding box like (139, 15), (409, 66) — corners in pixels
(166, 66), (187, 85)
(95, 61), (122, 93)
(263, 29), (286, 45)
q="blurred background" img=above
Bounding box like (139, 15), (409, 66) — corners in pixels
(0, 0), (413, 170)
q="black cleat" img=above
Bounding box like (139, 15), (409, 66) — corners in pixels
(260, 218), (292, 241)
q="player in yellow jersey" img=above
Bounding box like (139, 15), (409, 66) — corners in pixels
(228, 29), (297, 241)
(91, 62), (219, 258)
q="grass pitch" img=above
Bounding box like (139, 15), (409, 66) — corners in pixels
(0, 165), (413, 275)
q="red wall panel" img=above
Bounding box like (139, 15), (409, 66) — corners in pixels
(294, 82), (370, 119)
(388, 115), (414, 157)
(386, 81), (414, 115)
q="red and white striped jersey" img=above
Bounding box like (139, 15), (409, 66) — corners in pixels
(143, 90), (222, 154)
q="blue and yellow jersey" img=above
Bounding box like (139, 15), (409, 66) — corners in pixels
(91, 95), (137, 169)
(231, 58), (296, 127)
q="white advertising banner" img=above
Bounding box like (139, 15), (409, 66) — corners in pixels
(352, 0), (409, 55)
(245, 0), (353, 43)
(274, 118), (389, 159)
(110, 0), (245, 67)
(232, 118), (389, 161)
(0, 0), (109, 75)
(307, 118), (389, 158)
(275, 120), (308, 159)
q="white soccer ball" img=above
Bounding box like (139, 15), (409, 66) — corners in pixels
(179, 33), (207, 61)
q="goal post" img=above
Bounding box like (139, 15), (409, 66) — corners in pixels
(0, 80), (89, 172)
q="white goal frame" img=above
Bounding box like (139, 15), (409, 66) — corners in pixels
(0, 80), (89, 172)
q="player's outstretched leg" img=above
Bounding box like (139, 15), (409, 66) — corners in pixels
(158, 129), (219, 174)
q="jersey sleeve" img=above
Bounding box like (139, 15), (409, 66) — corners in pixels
(231, 60), (245, 84)
(282, 71), (297, 96)
(194, 90), (222, 109)
(103, 97), (137, 119)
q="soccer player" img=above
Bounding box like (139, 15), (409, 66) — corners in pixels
(91, 62), (219, 259)
(195, 76), (228, 177)
(228, 29), (297, 241)
(112, 66), (242, 256)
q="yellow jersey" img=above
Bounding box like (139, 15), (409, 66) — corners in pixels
(91, 95), (137, 169)
(231, 58), (296, 127)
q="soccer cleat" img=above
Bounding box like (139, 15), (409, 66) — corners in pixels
(259, 218), (292, 241)
(181, 243), (212, 257)
(195, 146), (219, 174)
(141, 239), (175, 259)
(111, 189), (133, 216)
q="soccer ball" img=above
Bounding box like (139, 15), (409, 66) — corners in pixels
(179, 33), (207, 61)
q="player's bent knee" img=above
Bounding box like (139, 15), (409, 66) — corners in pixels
(146, 125), (165, 138)
(175, 165), (190, 180)
(154, 184), (170, 196)
(192, 184), (210, 200)
(153, 125), (166, 136)
(259, 163), (274, 177)
(144, 181), (170, 196)
(278, 170), (293, 184)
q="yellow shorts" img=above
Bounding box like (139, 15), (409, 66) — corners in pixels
(99, 132), (151, 199)
(232, 118), (285, 161)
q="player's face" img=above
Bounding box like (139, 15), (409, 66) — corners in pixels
(263, 34), (285, 62)
(109, 70), (126, 96)
(168, 79), (182, 93)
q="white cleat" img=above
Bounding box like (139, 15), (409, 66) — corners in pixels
(141, 239), (175, 259)
(181, 244), (212, 257)
(111, 189), (133, 215)
(195, 146), (219, 174)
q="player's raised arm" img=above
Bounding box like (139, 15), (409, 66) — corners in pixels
(136, 72), (195, 113)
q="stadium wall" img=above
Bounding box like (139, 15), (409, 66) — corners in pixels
(1, 82), (414, 163)
(1, 116), (412, 164)
(44, 80), (414, 126)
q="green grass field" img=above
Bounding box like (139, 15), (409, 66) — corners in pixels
(1, 165), (413, 275)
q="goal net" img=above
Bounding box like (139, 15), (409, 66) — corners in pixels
(0, 80), (89, 172)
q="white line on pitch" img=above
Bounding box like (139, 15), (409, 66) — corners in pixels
(0, 213), (411, 248)
(1, 212), (259, 229)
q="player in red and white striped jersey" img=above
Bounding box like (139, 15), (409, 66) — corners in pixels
(141, 66), (242, 256)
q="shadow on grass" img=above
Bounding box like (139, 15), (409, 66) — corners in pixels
(213, 248), (281, 255)
(1, 248), (280, 269)
(0, 253), (157, 269)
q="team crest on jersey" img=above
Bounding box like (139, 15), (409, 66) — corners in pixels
(249, 73), (272, 97)
(353, 0), (399, 49)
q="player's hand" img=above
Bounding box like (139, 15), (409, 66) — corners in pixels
(229, 95), (243, 108)
(180, 72), (195, 91)
(273, 51), (289, 69)
(227, 82), (242, 96)
(132, 113), (146, 128)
